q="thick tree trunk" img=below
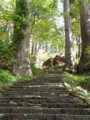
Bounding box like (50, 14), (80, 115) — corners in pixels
(13, 0), (32, 76)
(15, 30), (32, 76)
(77, 0), (90, 73)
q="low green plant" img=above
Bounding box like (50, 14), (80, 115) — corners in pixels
(0, 69), (34, 91)
(63, 73), (87, 89)
(30, 58), (46, 76)
(63, 72), (90, 106)
(0, 69), (16, 83)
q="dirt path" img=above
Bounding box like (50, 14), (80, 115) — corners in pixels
(0, 70), (90, 120)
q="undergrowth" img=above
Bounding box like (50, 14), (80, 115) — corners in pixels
(0, 61), (46, 91)
(63, 72), (90, 106)
(30, 58), (46, 76)
(0, 69), (33, 91)
(64, 72), (90, 90)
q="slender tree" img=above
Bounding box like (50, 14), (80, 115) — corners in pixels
(64, 0), (72, 70)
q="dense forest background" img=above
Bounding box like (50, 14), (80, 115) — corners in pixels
(0, 0), (90, 76)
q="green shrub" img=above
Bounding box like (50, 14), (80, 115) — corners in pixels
(0, 69), (16, 83)
(30, 58), (45, 76)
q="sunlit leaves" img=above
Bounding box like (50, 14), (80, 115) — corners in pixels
(32, 19), (54, 42)
(0, 33), (7, 40)
(30, 0), (64, 51)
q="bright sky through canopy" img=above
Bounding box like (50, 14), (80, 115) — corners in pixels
(56, 0), (64, 27)
(5, 0), (11, 1)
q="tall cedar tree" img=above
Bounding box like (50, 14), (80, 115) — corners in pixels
(77, 0), (90, 73)
(12, 0), (32, 76)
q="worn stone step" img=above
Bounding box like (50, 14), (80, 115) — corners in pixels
(13, 82), (63, 87)
(0, 107), (90, 115)
(0, 98), (83, 104)
(2, 90), (69, 94)
(0, 96), (82, 103)
(7, 87), (67, 92)
(0, 107), (61, 114)
(0, 102), (87, 108)
(0, 94), (74, 99)
(11, 82), (64, 87)
(42, 103), (88, 108)
(13, 78), (63, 85)
(1, 114), (90, 120)
(2, 91), (69, 96)
(2, 88), (68, 93)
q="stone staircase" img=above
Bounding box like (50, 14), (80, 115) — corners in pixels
(0, 70), (90, 120)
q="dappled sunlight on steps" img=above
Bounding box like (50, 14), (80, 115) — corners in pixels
(0, 70), (90, 120)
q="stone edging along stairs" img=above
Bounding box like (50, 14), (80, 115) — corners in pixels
(0, 70), (90, 120)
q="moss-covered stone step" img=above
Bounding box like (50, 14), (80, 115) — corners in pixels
(0, 102), (87, 108)
(13, 78), (63, 85)
(1, 114), (90, 120)
(13, 82), (63, 87)
(2, 88), (68, 94)
(0, 94), (74, 99)
(0, 96), (83, 103)
(7, 87), (67, 92)
(1, 95), (72, 99)
(0, 107), (90, 115)
(42, 103), (88, 108)
(2, 90), (69, 95)
(0, 99), (82, 104)
(0, 107), (61, 114)
(2, 91), (69, 97)
(11, 82), (64, 86)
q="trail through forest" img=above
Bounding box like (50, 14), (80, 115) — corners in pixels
(0, 70), (90, 120)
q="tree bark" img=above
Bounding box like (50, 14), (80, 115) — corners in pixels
(13, 0), (32, 76)
(64, 0), (72, 70)
(77, 0), (90, 73)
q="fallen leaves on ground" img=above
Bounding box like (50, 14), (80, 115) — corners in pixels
(59, 94), (69, 96)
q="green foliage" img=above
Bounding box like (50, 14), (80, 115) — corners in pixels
(0, 69), (33, 91)
(30, 58), (45, 76)
(64, 73), (87, 89)
(0, 24), (7, 40)
(30, 0), (59, 41)
(12, 0), (29, 51)
(85, 46), (90, 67)
(64, 72), (90, 96)
(63, 72), (90, 106)
(0, 69), (16, 83)
(0, 40), (8, 53)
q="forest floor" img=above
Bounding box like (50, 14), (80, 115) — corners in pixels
(0, 69), (90, 120)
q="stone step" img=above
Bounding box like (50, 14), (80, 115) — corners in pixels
(1, 114), (90, 120)
(2, 91), (69, 96)
(11, 82), (64, 87)
(13, 78), (63, 85)
(2, 90), (69, 95)
(0, 107), (90, 115)
(7, 87), (67, 91)
(42, 103), (88, 108)
(3, 88), (68, 93)
(0, 102), (87, 108)
(0, 94), (74, 99)
(13, 82), (63, 87)
(0, 96), (82, 103)
(0, 99), (83, 104)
